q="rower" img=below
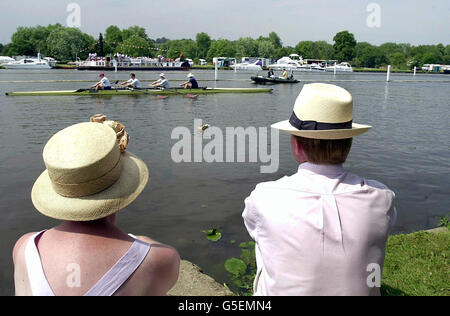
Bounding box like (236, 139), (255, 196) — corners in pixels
(150, 73), (171, 89)
(92, 73), (112, 91)
(268, 68), (274, 78)
(282, 68), (288, 79)
(120, 73), (142, 89)
(179, 73), (198, 89)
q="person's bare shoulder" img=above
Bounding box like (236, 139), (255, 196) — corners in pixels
(135, 235), (181, 295)
(13, 232), (37, 264)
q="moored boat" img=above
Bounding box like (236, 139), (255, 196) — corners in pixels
(325, 62), (353, 73)
(3, 53), (51, 69)
(5, 87), (273, 96)
(76, 54), (191, 71)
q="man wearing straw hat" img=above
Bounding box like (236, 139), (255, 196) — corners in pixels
(179, 73), (199, 89)
(12, 122), (180, 296)
(242, 83), (396, 296)
(150, 73), (171, 89)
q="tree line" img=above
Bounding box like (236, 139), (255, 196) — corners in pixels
(1, 24), (449, 70)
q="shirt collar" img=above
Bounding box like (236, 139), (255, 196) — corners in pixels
(298, 162), (345, 175)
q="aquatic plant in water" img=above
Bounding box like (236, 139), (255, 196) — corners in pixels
(224, 241), (257, 295)
(203, 228), (222, 242)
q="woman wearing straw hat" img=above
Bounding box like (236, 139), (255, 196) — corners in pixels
(242, 83), (396, 296)
(12, 122), (180, 296)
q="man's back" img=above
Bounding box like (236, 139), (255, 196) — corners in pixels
(243, 163), (396, 296)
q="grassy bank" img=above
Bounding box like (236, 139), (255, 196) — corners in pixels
(381, 228), (449, 296)
(53, 63), (76, 69)
(226, 228), (449, 296)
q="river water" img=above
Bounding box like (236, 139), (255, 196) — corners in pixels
(0, 69), (448, 295)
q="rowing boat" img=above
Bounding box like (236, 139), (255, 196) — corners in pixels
(5, 87), (272, 96)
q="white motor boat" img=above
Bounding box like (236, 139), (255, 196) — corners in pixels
(267, 55), (303, 71)
(325, 62), (353, 73)
(296, 63), (326, 72)
(3, 54), (51, 69)
(267, 54), (326, 72)
(0, 56), (15, 65)
(231, 60), (263, 71)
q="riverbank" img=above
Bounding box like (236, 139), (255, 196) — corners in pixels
(381, 227), (449, 296)
(171, 227), (449, 296)
(48, 64), (448, 75)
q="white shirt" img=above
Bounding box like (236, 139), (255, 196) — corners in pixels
(99, 77), (111, 87)
(242, 162), (396, 296)
(127, 78), (141, 89)
(155, 78), (170, 89)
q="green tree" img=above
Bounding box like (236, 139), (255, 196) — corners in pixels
(122, 26), (148, 41)
(164, 39), (197, 59)
(117, 35), (153, 57)
(353, 42), (387, 68)
(235, 37), (258, 59)
(294, 41), (333, 60)
(275, 46), (295, 59)
(207, 39), (236, 61)
(333, 30), (357, 62)
(268, 32), (282, 49)
(421, 52), (440, 65)
(295, 41), (315, 59)
(104, 25), (123, 53)
(1, 43), (11, 56)
(390, 52), (407, 69)
(46, 27), (95, 61)
(196, 32), (211, 59)
(258, 40), (276, 58)
(9, 24), (64, 56)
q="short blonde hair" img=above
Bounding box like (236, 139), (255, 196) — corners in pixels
(296, 136), (352, 165)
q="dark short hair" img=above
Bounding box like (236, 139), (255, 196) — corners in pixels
(295, 136), (353, 165)
(130, 73), (135, 77)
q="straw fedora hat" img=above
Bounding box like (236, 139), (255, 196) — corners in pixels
(187, 73), (194, 78)
(272, 83), (372, 139)
(31, 122), (149, 221)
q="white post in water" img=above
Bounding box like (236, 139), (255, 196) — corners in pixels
(413, 66), (417, 77)
(215, 61), (218, 81)
(386, 65), (391, 82)
(334, 62), (337, 75)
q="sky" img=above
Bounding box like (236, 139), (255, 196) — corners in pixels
(0, 0), (449, 46)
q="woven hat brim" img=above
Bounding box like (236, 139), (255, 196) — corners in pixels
(31, 151), (149, 221)
(271, 120), (372, 139)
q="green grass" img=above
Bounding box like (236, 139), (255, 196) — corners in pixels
(381, 229), (449, 296)
(227, 229), (449, 296)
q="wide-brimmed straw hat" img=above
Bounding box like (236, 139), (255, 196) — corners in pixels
(271, 83), (371, 139)
(187, 73), (194, 78)
(159, 73), (165, 77)
(31, 122), (149, 221)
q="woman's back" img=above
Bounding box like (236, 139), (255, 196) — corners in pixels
(13, 220), (180, 296)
